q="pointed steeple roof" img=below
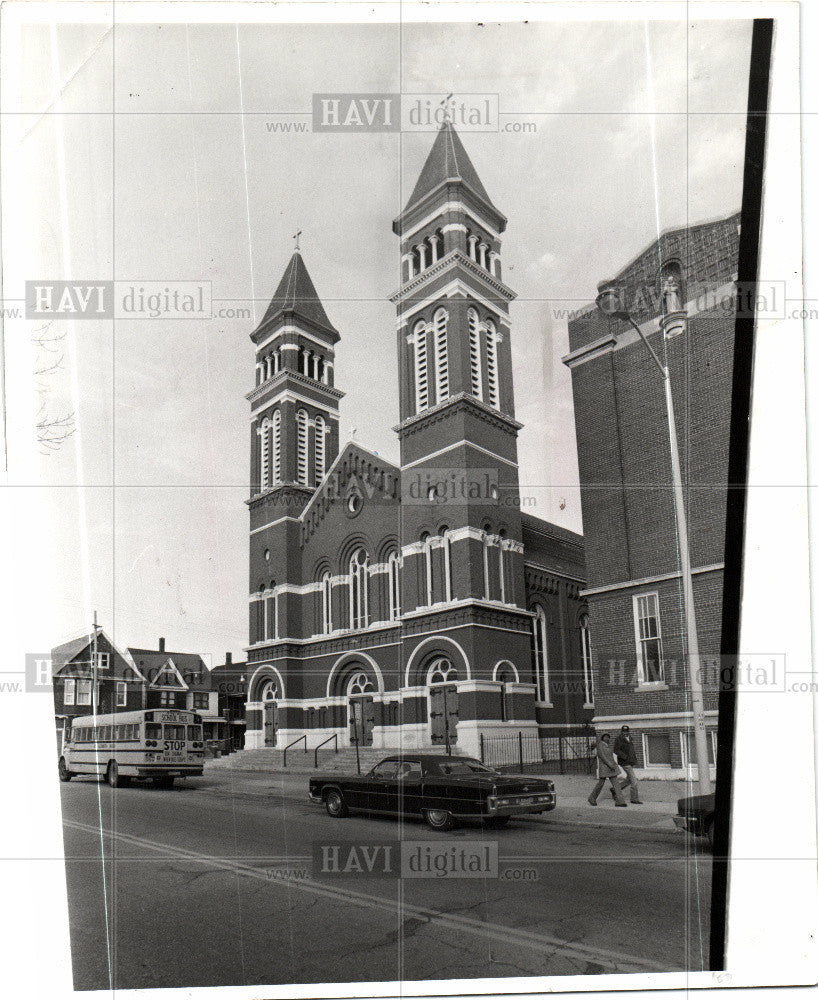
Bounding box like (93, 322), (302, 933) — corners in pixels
(253, 251), (339, 340)
(399, 122), (505, 225)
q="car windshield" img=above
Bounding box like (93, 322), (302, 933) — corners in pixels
(429, 759), (499, 776)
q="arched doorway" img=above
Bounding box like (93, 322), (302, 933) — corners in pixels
(427, 657), (459, 747)
(347, 670), (375, 747)
(260, 679), (280, 747)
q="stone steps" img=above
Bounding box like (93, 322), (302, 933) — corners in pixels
(207, 744), (467, 774)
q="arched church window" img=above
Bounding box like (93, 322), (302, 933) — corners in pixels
(420, 532), (434, 607)
(485, 318), (500, 409)
(427, 657), (457, 686)
(260, 417), (270, 491)
(347, 670), (374, 696)
(314, 415), (326, 485)
(413, 320), (429, 412)
(272, 409), (282, 485)
(260, 678), (279, 702)
(296, 409), (308, 485)
(532, 605), (550, 704)
(433, 308), (449, 403)
(440, 527), (453, 603)
(387, 551), (401, 621)
(349, 549), (369, 630)
(321, 571), (332, 634)
(467, 307), (483, 401)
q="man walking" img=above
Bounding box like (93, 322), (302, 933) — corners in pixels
(613, 725), (644, 804)
(588, 733), (627, 806)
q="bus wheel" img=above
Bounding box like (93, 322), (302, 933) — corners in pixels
(106, 761), (120, 788)
(58, 758), (72, 782)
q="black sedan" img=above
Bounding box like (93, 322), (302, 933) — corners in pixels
(672, 792), (716, 848)
(309, 754), (556, 831)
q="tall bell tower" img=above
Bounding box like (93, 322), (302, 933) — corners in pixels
(247, 250), (344, 630)
(391, 122), (525, 607)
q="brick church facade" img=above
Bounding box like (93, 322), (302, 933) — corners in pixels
(242, 122), (591, 756)
(564, 211), (741, 778)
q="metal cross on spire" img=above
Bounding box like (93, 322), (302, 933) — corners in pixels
(440, 93), (454, 123)
(293, 230), (302, 252)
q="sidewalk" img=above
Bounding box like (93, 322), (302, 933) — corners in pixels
(197, 762), (692, 835)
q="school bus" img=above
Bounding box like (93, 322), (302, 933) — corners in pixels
(58, 708), (205, 787)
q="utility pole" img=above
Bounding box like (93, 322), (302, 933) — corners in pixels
(91, 610), (98, 717)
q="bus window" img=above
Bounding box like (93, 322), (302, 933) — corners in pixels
(164, 725), (186, 741)
(145, 723), (162, 741)
(187, 725), (203, 741)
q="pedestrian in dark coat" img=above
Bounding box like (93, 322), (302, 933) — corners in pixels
(588, 733), (627, 806)
(613, 725), (644, 803)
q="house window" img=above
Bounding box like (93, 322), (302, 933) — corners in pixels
(116, 682), (127, 707)
(159, 690), (174, 707)
(642, 732), (672, 767)
(76, 678), (92, 705)
(63, 678), (75, 705)
(95, 652), (109, 670)
(634, 592), (664, 683)
(412, 320), (429, 412)
(580, 613), (594, 706)
(193, 692), (209, 710)
(532, 605), (550, 703)
(433, 308), (449, 404)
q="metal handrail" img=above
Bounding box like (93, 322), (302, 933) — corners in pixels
(282, 733), (307, 767)
(313, 733), (338, 769)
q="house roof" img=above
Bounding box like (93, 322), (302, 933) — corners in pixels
(252, 251), (338, 340)
(128, 648), (209, 689)
(401, 121), (502, 220)
(51, 628), (146, 680)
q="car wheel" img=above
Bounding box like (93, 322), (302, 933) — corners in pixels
(58, 758), (72, 782)
(325, 789), (348, 818)
(705, 816), (715, 851)
(484, 815), (510, 829)
(106, 761), (120, 788)
(424, 808), (454, 831)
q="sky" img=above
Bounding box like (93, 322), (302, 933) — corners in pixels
(6, 16), (753, 663)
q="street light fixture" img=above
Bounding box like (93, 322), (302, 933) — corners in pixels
(595, 286), (713, 796)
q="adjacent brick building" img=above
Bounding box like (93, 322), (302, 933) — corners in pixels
(564, 211), (741, 777)
(242, 122), (591, 757)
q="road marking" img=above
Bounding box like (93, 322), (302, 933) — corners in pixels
(64, 819), (674, 974)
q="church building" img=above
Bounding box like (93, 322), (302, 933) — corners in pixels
(242, 123), (590, 758)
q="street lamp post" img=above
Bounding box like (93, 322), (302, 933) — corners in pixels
(595, 288), (713, 796)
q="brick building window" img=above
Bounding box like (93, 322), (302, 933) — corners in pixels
(532, 605), (551, 704)
(412, 320), (429, 412)
(642, 731), (672, 767)
(633, 592), (664, 684)
(681, 730), (717, 767)
(116, 682), (127, 707)
(387, 552), (401, 621)
(63, 678), (75, 705)
(322, 572), (333, 633)
(296, 409), (309, 485)
(433, 308), (450, 404)
(580, 614), (594, 707)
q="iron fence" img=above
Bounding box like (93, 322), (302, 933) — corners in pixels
(480, 730), (595, 775)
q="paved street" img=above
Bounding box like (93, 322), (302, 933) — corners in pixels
(59, 771), (712, 990)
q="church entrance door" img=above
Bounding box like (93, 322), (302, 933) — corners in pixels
(349, 697), (375, 747)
